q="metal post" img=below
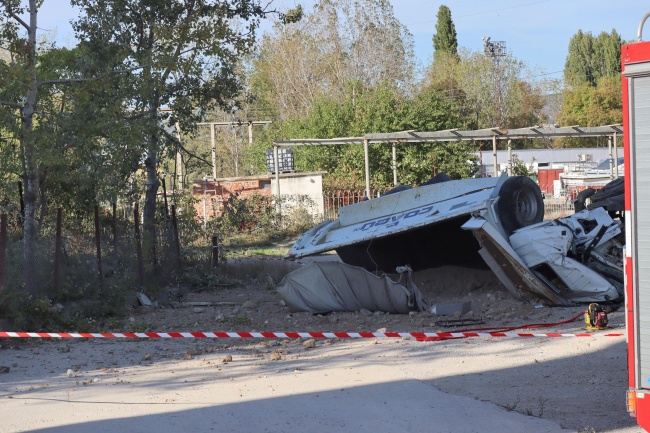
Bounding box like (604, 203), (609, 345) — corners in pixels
(492, 136), (498, 177)
(364, 139), (370, 198)
(608, 135), (614, 178)
(507, 140), (512, 176)
(614, 133), (619, 179)
(392, 143), (397, 186)
(273, 144), (281, 216)
(248, 122), (253, 145)
(210, 123), (217, 179)
(273, 145), (281, 197)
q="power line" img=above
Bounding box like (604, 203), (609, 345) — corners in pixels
(531, 70), (563, 78)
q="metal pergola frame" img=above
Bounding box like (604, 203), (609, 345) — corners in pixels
(272, 125), (624, 198)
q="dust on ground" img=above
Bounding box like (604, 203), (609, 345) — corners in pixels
(126, 263), (620, 336)
(0, 260), (636, 433)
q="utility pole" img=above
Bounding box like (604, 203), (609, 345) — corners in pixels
(482, 36), (507, 176)
(197, 121), (271, 179)
(482, 37), (507, 127)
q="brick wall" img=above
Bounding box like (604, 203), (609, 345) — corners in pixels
(192, 179), (272, 221)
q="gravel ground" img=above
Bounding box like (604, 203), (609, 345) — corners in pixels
(0, 261), (641, 432)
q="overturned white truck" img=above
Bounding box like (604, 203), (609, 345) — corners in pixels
(285, 175), (622, 306)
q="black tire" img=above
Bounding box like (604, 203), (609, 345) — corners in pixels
(574, 188), (596, 212)
(591, 177), (624, 202)
(421, 172), (452, 186)
(497, 176), (544, 236)
(587, 194), (624, 212)
(384, 185), (412, 196)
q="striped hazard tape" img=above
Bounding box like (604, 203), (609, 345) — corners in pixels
(0, 331), (625, 339)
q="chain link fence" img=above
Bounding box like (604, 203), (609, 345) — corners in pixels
(0, 202), (193, 306)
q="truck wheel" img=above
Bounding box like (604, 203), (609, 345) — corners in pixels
(590, 177), (624, 202)
(498, 176), (544, 235)
(384, 185), (412, 196)
(421, 172), (452, 186)
(574, 188), (596, 212)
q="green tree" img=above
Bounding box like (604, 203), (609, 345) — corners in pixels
(0, 1), (131, 295)
(456, 49), (527, 129)
(564, 29), (621, 86)
(250, 81), (476, 187)
(72, 0), (268, 268)
(556, 75), (622, 147)
(432, 5), (458, 60)
(599, 30), (622, 79)
(0, 0), (46, 296)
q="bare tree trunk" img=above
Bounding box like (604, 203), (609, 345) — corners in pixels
(143, 139), (159, 273)
(21, 1), (41, 298)
(22, 124), (39, 297)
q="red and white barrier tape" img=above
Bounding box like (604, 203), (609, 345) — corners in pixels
(0, 331), (624, 339)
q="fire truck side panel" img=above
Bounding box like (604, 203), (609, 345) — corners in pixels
(623, 40), (650, 430)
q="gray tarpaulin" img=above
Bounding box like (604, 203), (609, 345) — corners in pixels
(276, 262), (427, 314)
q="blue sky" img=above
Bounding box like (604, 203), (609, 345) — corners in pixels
(33, 0), (650, 80)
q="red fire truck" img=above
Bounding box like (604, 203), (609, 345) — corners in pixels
(623, 13), (650, 431)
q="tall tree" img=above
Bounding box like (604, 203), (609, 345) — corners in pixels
(0, 1), (111, 295)
(0, 0), (144, 296)
(564, 29), (621, 86)
(72, 0), (267, 268)
(432, 5), (458, 60)
(0, 0), (42, 296)
(251, 0), (415, 119)
(456, 49), (527, 129)
(599, 29), (622, 79)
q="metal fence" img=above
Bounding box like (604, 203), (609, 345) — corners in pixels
(0, 188), (577, 302)
(0, 204), (188, 301)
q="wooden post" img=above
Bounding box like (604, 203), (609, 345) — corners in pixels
(17, 181), (24, 226)
(112, 202), (118, 253)
(53, 209), (62, 295)
(0, 214), (6, 288)
(134, 203), (144, 285)
(171, 204), (181, 271)
(161, 176), (170, 219)
(94, 205), (103, 291)
(212, 236), (219, 268)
